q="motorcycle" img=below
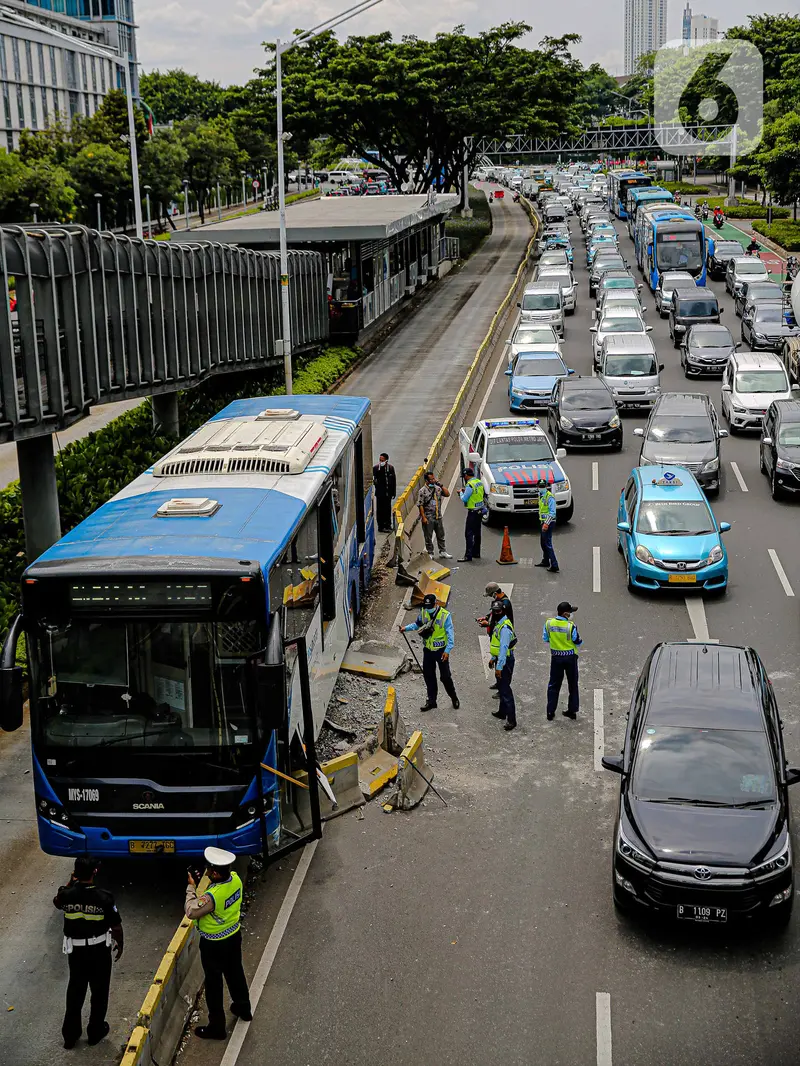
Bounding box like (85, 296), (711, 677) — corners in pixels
(713, 214), (724, 230)
(745, 242), (761, 258)
(701, 204), (709, 220)
(513, 192), (520, 203)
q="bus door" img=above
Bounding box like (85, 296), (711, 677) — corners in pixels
(248, 615), (322, 862)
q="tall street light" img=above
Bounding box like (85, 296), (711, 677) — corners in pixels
(183, 179), (190, 230)
(95, 193), (103, 232)
(143, 184), (152, 238)
(274, 0), (383, 395)
(29, 202), (39, 223)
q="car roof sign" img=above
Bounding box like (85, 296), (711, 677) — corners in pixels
(652, 471), (683, 486)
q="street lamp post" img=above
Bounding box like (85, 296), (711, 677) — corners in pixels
(241, 171), (247, 207)
(216, 179), (222, 221)
(143, 184), (152, 238)
(95, 193), (103, 232)
(274, 0), (384, 395)
(262, 164), (268, 203)
(183, 180), (190, 230)
(29, 202), (39, 223)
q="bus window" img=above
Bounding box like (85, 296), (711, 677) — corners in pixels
(318, 491), (336, 623)
(354, 432), (366, 544)
(270, 510), (320, 641)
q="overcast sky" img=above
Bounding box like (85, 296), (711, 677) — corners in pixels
(135, 0), (791, 86)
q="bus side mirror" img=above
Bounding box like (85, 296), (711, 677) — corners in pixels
(0, 614), (24, 733)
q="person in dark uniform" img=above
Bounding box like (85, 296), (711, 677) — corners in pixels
(54, 856), (123, 1049)
(372, 452), (396, 533)
(477, 582), (515, 695)
(185, 846), (252, 1039)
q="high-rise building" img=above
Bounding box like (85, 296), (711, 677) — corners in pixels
(687, 12), (719, 43)
(682, 3), (692, 42)
(0, 0), (136, 149)
(624, 0), (668, 76)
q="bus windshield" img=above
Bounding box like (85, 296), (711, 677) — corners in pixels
(656, 231), (703, 271)
(32, 617), (265, 751)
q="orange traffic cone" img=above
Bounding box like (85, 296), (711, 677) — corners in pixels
(497, 526), (517, 565)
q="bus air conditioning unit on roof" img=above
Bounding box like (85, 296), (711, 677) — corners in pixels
(152, 417), (328, 478)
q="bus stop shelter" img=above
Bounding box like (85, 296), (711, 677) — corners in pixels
(173, 194), (460, 340)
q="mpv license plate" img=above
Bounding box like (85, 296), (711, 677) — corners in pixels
(129, 839), (176, 854)
(677, 904), (727, 923)
(668, 574), (696, 584)
(582, 433), (600, 440)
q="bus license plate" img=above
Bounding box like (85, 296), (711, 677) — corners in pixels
(677, 904), (727, 923)
(129, 840), (176, 854)
(668, 574), (696, 584)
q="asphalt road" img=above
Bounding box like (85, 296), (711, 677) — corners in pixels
(179, 197), (800, 1066)
(0, 187), (533, 1066)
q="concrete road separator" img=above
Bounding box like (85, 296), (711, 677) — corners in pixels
(383, 730), (435, 811)
(292, 752), (366, 824)
(342, 639), (406, 680)
(596, 992), (613, 1066)
(358, 686), (408, 798)
(768, 549), (795, 597)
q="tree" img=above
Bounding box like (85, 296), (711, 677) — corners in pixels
(139, 69), (227, 124)
(262, 23), (585, 193)
(175, 117), (243, 223)
(755, 112), (800, 217)
(0, 152), (74, 222)
(575, 64), (623, 123)
(67, 143), (132, 227)
(140, 128), (188, 221)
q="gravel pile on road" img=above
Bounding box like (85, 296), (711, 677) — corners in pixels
(316, 671), (392, 763)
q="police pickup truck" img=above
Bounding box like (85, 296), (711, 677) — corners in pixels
(458, 418), (574, 523)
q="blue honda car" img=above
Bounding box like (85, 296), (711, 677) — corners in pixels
(506, 348), (574, 412)
(617, 466), (730, 592)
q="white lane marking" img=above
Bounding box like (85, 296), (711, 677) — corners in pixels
(596, 992), (613, 1066)
(593, 546), (601, 593)
(515, 557), (534, 567)
(683, 596), (719, 642)
(479, 634), (492, 680)
(769, 549), (795, 597)
(442, 313), (521, 515)
(220, 839), (320, 1066)
(594, 689), (605, 772)
(592, 462), (599, 491)
(730, 461), (748, 492)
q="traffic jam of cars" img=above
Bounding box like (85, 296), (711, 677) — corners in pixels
(499, 164), (800, 929)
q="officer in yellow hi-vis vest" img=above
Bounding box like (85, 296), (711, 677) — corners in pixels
(185, 847), (252, 1039)
(542, 601), (583, 721)
(459, 465), (485, 562)
(400, 592), (460, 712)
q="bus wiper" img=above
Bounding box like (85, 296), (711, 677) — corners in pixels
(88, 731), (175, 748)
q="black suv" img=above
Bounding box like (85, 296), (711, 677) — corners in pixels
(603, 642), (798, 928)
(760, 398), (800, 499)
(669, 286), (722, 348)
(706, 238), (745, 281)
(547, 376), (622, 450)
(633, 391), (726, 494)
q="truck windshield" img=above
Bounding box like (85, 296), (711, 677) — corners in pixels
(487, 437), (554, 464)
(32, 618), (265, 750)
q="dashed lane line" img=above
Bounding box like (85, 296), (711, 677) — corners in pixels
(593, 689), (605, 772)
(592, 462), (599, 491)
(768, 549), (795, 597)
(593, 547), (601, 593)
(684, 596), (718, 642)
(596, 992), (613, 1066)
(220, 839), (320, 1066)
(729, 461), (748, 492)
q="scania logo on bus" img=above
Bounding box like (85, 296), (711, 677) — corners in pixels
(133, 790), (165, 811)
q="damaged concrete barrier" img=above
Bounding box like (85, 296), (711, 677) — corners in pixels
(342, 639), (406, 680)
(358, 686), (408, 798)
(289, 751), (366, 833)
(383, 730), (433, 811)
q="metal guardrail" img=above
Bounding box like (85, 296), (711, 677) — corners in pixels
(0, 225), (329, 442)
(478, 124), (733, 157)
(389, 199), (539, 562)
(439, 236), (460, 262)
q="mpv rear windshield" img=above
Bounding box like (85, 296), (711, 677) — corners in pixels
(677, 299), (718, 316)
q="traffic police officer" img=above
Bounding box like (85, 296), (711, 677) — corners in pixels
(459, 465), (485, 562)
(54, 855), (123, 1049)
(477, 582), (514, 694)
(489, 598), (517, 730)
(185, 846), (252, 1039)
(534, 478), (559, 572)
(542, 601), (582, 720)
(400, 592), (460, 712)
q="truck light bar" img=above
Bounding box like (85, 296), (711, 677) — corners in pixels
(484, 418), (540, 428)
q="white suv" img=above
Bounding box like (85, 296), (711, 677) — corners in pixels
(721, 350), (800, 432)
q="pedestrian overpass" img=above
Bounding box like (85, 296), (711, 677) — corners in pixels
(476, 123), (732, 159)
(0, 224), (329, 561)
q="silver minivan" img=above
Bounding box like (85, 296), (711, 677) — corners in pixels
(518, 283), (565, 337)
(720, 349), (800, 431)
(598, 335), (663, 410)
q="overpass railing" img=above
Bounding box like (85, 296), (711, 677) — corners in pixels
(0, 226), (329, 442)
(477, 124), (733, 157)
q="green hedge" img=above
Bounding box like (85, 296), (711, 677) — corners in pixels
(0, 344), (360, 635)
(662, 182), (716, 194)
(445, 186), (492, 259)
(751, 220), (800, 252)
(726, 205), (790, 220)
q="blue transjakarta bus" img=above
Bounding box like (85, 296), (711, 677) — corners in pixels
(607, 170), (652, 219)
(0, 395), (375, 860)
(641, 215), (707, 291)
(634, 204), (694, 271)
(625, 186), (674, 237)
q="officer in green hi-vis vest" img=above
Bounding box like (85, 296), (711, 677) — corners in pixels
(185, 847), (252, 1039)
(458, 465), (486, 562)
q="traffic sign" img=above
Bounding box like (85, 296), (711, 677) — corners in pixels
(252, 179), (260, 190)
